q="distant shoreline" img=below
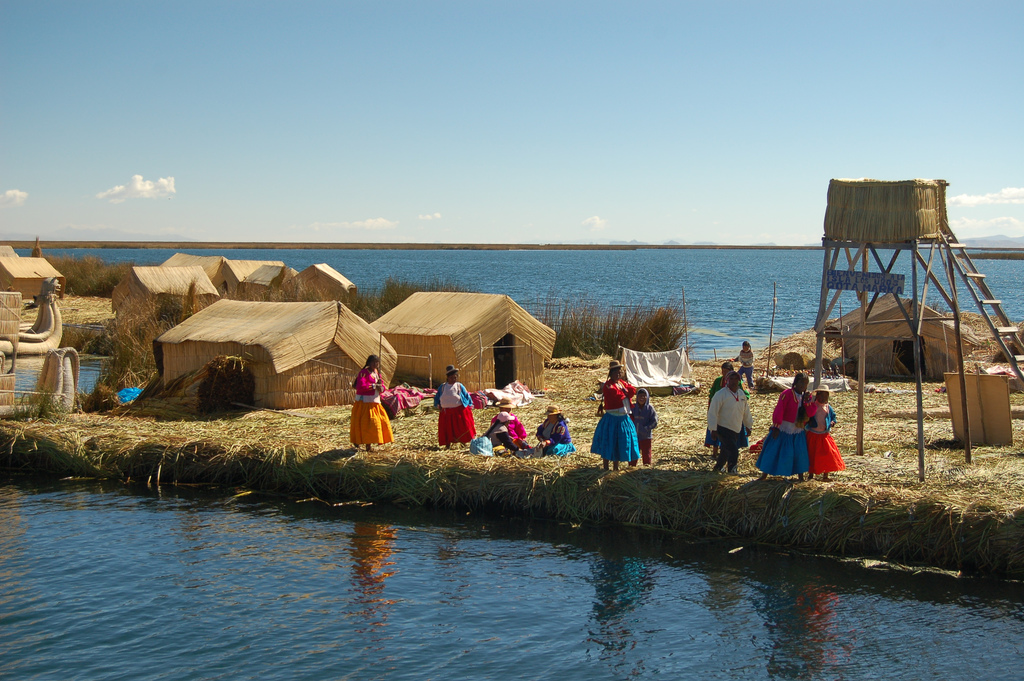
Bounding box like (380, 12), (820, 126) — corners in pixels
(8, 240), (823, 251)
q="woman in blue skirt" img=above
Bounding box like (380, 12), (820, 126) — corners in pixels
(756, 372), (816, 481)
(591, 360), (640, 471)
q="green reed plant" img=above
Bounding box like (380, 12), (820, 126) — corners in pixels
(540, 296), (688, 358)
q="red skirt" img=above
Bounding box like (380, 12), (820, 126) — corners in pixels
(807, 431), (845, 474)
(438, 406), (476, 445)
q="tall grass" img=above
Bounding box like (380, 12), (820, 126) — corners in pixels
(539, 297), (688, 358)
(47, 255), (134, 297)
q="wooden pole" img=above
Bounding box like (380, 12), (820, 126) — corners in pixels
(912, 242), (926, 481)
(765, 282), (777, 377)
(529, 340), (537, 391)
(944, 241), (972, 462)
(478, 333), (484, 390)
(681, 286), (690, 357)
(857, 249), (867, 456)
(812, 245), (832, 390)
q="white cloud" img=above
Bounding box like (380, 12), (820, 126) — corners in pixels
(0, 189), (28, 207)
(96, 174), (176, 203)
(582, 215), (607, 232)
(307, 218), (399, 232)
(948, 187), (1024, 207)
(948, 216), (1024, 238)
(418, 212), (442, 220)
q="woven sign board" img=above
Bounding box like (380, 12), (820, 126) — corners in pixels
(944, 373), (1013, 446)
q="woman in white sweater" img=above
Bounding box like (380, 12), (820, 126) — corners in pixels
(707, 371), (754, 474)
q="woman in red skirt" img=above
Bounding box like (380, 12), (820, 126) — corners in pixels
(805, 386), (845, 482)
(433, 365), (476, 448)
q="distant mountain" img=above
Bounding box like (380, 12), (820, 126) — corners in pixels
(3, 226), (197, 242)
(962, 234), (1024, 249)
(609, 239), (649, 245)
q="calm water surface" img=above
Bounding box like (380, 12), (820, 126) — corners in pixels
(2, 479), (1022, 680)
(35, 247), (1024, 357)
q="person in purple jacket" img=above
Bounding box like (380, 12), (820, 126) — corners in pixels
(535, 405), (576, 457)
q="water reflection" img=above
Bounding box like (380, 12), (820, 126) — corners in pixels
(347, 522), (397, 631)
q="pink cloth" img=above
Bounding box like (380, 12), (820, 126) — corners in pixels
(381, 385), (429, 411)
(490, 412), (528, 440)
(771, 388), (817, 426)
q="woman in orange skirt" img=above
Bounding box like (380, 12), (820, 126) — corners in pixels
(350, 355), (394, 452)
(805, 386), (844, 481)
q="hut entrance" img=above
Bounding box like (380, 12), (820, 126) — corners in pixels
(494, 333), (515, 388)
(893, 339), (926, 377)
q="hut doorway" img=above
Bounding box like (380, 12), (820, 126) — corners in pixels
(494, 333), (515, 388)
(893, 338), (926, 377)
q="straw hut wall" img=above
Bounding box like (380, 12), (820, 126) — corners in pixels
(289, 263), (357, 298)
(111, 266), (220, 315)
(0, 257), (65, 300)
(824, 296), (981, 381)
(0, 246), (17, 258)
(0, 292), (18, 409)
(235, 264), (297, 298)
(823, 178), (950, 243)
(372, 292), (555, 391)
(155, 300), (396, 409)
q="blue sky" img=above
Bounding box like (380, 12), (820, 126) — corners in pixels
(1, 1), (1021, 245)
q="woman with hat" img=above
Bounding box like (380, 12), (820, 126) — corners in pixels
(350, 354), (394, 452)
(805, 385), (845, 481)
(536, 405), (576, 457)
(433, 365), (476, 448)
(756, 371), (816, 481)
(486, 397), (529, 455)
(591, 360), (640, 471)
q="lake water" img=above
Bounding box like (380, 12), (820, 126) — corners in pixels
(32, 247), (1024, 358)
(1, 478), (1022, 681)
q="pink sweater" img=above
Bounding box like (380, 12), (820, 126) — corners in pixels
(772, 388), (817, 426)
(354, 368), (381, 397)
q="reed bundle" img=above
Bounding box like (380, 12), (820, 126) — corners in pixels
(824, 178), (950, 243)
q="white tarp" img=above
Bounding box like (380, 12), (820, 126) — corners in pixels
(766, 375), (851, 392)
(621, 347), (691, 388)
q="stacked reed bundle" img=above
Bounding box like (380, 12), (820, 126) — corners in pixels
(824, 178), (950, 243)
(0, 291), (19, 409)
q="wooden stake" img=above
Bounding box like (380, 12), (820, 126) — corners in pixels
(912, 242), (926, 481)
(765, 282), (777, 377)
(857, 250), (867, 457)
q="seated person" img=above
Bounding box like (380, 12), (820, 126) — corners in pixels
(487, 397), (529, 453)
(535, 405), (576, 457)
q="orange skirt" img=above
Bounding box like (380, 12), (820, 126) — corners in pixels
(350, 401), (394, 445)
(806, 431), (845, 474)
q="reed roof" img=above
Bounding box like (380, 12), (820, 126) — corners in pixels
(292, 263), (356, 294)
(222, 259), (286, 284)
(0, 256), (63, 280)
(827, 296), (982, 346)
(373, 292), (556, 357)
(160, 253), (225, 280)
(0, 246), (17, 258)
(156, 299), (396, 377)
(112, 266), (221, 312)
(823, 178), (950, 243)
(242, 264), (296, 287)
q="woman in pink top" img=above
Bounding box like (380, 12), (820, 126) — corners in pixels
(755, 372), (816, 480)
(350, 355), (394, 452)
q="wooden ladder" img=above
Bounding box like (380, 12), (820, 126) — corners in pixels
(942, 234), (1024, 384)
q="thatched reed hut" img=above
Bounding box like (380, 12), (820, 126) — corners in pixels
(0, 291), (20, 410)
(235, 264), (297, 298)
(0, 257), (65, 300)
(372, 292), (555, 391)
(154, 300), (396, 409)
(288, 263), (357, 298)
(0, 246), (17, 258)
(823, 178), (951, 243)
(824, 297), (981, 381)
(111, 266), (221, 315)
(159, 253), (287, 296)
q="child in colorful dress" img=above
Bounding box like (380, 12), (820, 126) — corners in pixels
(756, 372), (816, 481)
(704, 362), (734, 458)
(591, 360), (640, 471)
(631, 388), (658, 466)
(350, 354), (394, 452)
(805, 387), (845, 482)
(733, 341), (755, 390)
(536, 405), (576, 456)
(434, 365), (476, 448)
(487, 397), (529, 455)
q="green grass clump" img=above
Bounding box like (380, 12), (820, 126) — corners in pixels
(540, 297), (687, 358)
(48, 255), (134, 297)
